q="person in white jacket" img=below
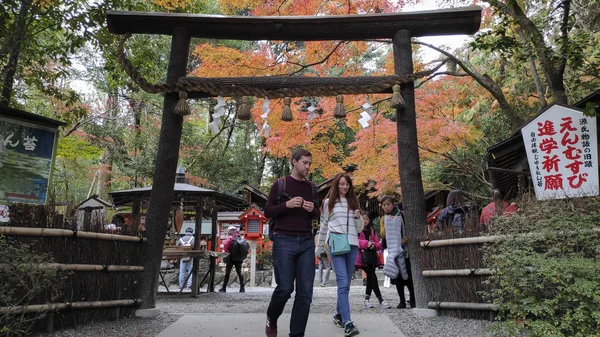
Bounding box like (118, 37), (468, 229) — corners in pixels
(380, 196), (414, 308)
(316, 172), (363, 337)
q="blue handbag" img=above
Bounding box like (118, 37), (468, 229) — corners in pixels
(329, 210), (350, 255)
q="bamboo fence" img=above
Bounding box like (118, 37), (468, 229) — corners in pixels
(418, 213), (492, 319)
(1, 204), (146, 333)
(0, 299), (140, 314)
(0, 226), (147, 242)
(0, 263), (144, 272)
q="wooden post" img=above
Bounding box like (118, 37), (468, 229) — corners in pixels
(137, 26), (190, 310)
(250, 240), (257, 287)
(131, 195), (141, 234)
(83, 207), (92, 231)
(45, 312), (54, 333)
(393, 30), (430, 309)
(191, 197), (203, 296)
(209, 201), (218, 292)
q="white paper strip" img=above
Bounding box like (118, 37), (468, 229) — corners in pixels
(213, 106), (226, 118)
(362, 96), (373, 113)
(262, 97), (271, 117)
(360, 111), (372, 122)
(304, 122), (311, 135)
(307, 102), (317, 121)
(209, 119), (221, 134)
(358, 117), (370, 128)
(215, 95), (226, 110)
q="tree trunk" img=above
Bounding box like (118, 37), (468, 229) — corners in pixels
(97, 90), (119, 198)
(138, 27), (190, 309)
(503, 0), (568, 103)
(516, 28), (547, 108)
(96, 150), (112, 199)
(256, 151), (267, 186)
(0, 0), (31, 106)
(393, 30), (430, 308)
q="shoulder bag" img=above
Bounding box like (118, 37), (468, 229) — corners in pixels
(329, 208), (350, 255)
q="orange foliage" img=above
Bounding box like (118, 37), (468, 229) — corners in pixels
(186, 173), (213, 188)
(346, 76), (486, 196)
(189, 0), (486, 196)
(347, 112), (400, 196)
(151, 0), (196, 11)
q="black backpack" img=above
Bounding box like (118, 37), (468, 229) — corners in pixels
(230, 237), (250, 262)
(268, 177), (318, 240)
(450, 208), (466, 231)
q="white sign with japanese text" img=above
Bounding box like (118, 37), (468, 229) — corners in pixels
(0, 205), (9, 222)
(521, 104), (599, 200)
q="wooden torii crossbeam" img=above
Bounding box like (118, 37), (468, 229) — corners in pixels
(107, 8), (481, 40)
(106, 6), (482, 312)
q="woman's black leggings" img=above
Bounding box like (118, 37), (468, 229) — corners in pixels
(396, 258), (416, 306)
(363, 265), (382, 301)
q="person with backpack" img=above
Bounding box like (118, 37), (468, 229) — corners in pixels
(435, 190), (470, 232)
(380, 196), (415, 309)
(220, 226), (247, 293)
(177, 227), (195, 290)
(264, 148), (320, 337)
(316, 172), (364, 337)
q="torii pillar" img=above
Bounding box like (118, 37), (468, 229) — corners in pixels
(393, 30), (431, 312)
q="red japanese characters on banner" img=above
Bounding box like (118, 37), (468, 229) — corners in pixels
(522, 104), (599, 200)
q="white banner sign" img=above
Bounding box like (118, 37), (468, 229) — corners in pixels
(521, 104), (599, 200)
(0, 205), (9, 222)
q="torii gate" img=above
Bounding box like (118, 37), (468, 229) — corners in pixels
(106, 7), (482, 313)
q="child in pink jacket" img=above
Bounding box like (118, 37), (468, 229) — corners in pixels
(355, 212), (391, 308)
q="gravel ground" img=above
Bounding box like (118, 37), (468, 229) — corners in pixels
(36, 285), (490, 337)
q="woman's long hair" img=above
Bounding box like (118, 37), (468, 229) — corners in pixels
(326, 172), (359, 214)
(492, 189), (506, 216)
(446, 190), (465, 207)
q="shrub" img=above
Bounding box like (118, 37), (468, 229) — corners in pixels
(0, 235), (64, 336)
(482, 196), (600, 337)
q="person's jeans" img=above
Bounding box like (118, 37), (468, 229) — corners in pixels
(266, 234), (315, 337)
(179, 259), (193, 288)
(330, 245), (359, 326)
(317, 256), (331, 284)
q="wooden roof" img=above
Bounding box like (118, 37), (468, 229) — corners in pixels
(0, 105), (66, 129)
(106, 6), (482, 40)
(108, 183), (248, 211)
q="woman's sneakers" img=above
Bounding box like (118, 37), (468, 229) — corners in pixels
(333, 313), (344, 327)
(363, 300), (374, 308)
(379, 300), (391, 308)
(344, 322), (360, 336)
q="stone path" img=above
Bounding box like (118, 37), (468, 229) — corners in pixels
(156, 313), (406, 337)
